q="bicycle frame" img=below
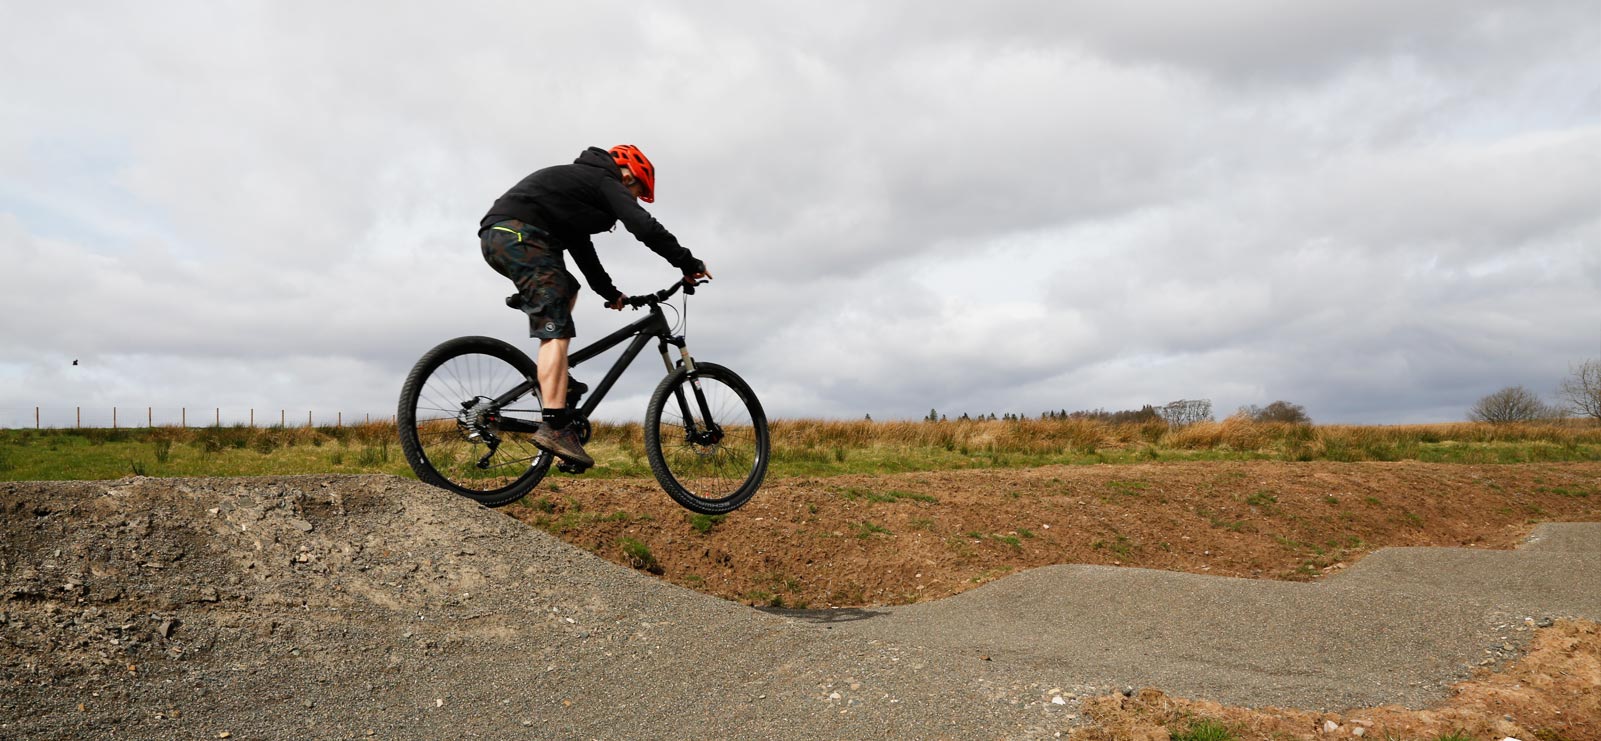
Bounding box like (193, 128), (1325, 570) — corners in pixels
(483, 302), (705, 437)
(567, 304), (684, 417)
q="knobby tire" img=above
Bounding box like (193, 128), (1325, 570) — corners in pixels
(644, 362), (770, 514)
(397, 336), (551, 507)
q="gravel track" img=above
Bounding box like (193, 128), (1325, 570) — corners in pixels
(2, 475), (1597, 739)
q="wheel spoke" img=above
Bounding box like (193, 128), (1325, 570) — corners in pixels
(645, 364), (769, 513)
(399, 339), (552, 505)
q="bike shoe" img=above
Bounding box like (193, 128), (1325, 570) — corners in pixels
(532, 424), (594, 468)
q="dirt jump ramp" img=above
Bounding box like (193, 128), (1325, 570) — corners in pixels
(2, 475), (1596, 739)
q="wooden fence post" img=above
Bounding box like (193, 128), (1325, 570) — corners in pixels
(77, 407), (80, 428)
(215, 408), (220, 427)
(36, 407), (40, 429)
(148, 407), (152, 427)
(307, 411), (312, 428)
(250, 409), (255, 427)
(113, 407), (118, 430)
(182, 407), (187, 427)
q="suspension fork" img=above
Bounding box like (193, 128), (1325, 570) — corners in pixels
(659, 336), (722, 442)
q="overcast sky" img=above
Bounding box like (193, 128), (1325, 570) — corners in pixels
(3, 1), (1598, 428)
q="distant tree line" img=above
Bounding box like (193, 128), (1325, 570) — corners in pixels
(1470, 359), (1601, 424)
(1562, 359), (1601, 420)
(1041, 405), (1162, 423)
(912, 357), (1601, 429)
(1159, 399), (1215, 427)
(1235, 400), (1311, 424)
(924, 399), (1226, 428)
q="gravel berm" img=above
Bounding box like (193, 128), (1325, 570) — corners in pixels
(3, 475), (1597, 739)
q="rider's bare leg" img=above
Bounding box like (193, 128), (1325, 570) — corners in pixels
(537, 292), (582, 411)
(537, 339), (569, 410)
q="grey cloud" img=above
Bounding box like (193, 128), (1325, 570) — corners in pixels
(3, 1), (1598, 428)
(865, 2), (1596, 87)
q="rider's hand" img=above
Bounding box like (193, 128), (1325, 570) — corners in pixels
(684, 265), (712, 284)
(607, 294), (629, 311)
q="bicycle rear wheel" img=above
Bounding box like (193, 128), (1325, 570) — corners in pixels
(644, 362), (769, 514)
(397, 336), (552, 507)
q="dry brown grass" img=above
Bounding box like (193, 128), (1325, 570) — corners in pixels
(768, 418), (1601, 462)
(9, 417), (1598, 482)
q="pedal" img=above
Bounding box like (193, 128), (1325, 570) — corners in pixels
(556, 460), (591, 475)
(565, 376), (588, 408)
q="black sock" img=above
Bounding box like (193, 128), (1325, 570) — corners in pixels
(542, 407), (571, 429)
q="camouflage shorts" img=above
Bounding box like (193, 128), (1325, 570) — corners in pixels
(481, 220), (580, 339)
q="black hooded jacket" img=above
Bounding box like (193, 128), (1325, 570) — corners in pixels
(481, 147), (701, 302)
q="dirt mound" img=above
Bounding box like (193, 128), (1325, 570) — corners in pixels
(0, 475), (1089, 739)
(3, 468), (1599, 739)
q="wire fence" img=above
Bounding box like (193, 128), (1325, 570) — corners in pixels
(4, 407), (397, 430)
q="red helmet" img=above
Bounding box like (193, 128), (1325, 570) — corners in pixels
(609, 144), (656, 203)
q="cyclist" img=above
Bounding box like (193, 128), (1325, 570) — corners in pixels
(480, 145), (711, 468)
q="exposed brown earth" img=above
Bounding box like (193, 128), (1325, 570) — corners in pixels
(515, 460), (1601, 609)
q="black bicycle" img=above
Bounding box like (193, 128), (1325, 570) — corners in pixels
(397, 279), (769, 514)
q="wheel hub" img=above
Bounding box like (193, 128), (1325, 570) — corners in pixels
(687, 424), (724, 447)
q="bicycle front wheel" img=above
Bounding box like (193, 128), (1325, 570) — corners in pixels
(644, 362), (770, 514)
(397, 336), (552, 507)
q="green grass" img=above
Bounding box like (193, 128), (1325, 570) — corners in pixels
(617, 537), (661, 574)
(1091, 534), (1134, 558)
(0, 425), (408, 480)
(835, 486), (939, 503)
(1105, 480), (1150, 495)
(855, 521), (892, 538)
(688, 513), (725, 534)
(3, 418), (1600, 483)
(521, 496), (557, 514)
(1245, 490), (1278, 508)
(1536, 484), (1595, 498)
(1171, 719), (1236, 741)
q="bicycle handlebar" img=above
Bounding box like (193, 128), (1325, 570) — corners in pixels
(621, 278), (705, 309)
